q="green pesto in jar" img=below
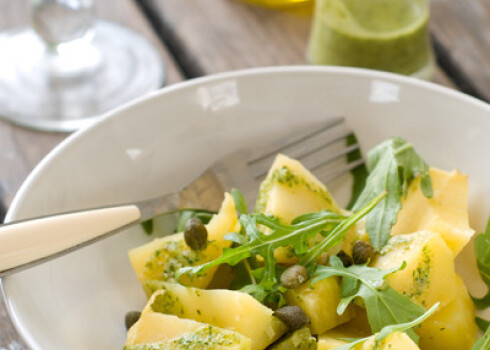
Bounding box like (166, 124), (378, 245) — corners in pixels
(308, 0), (434, 77)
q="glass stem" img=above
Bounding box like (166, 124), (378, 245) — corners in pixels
(31, 0), (100, 78)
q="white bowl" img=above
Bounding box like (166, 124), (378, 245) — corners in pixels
(2, 66), (490, 350)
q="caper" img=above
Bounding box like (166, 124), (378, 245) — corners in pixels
(280, 265), (308, 289)
(184, 217), (208, 250)
(352, 240), (376, 264)
(124, 311), (141, 330)
(337, 250), (353, 267)
(274, 305), (310, 331)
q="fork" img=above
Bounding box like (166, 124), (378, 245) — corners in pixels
(0, 117), (364, 276)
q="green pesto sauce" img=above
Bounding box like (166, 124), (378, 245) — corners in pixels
(380, 235), (414, 256)
(408, 245), (431, 303)
(308, 0), (433, 76)
(123, 326), (245, 350)
(269, 327), (317, 350)
(255, 165), (335, 216)
(143, 280), (167, 297)
(143, 239), (216, 283)
(151, 290), (184, 316)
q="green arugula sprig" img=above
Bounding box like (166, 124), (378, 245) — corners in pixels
(299, 192), (387, 269)
(333, 303), (439, 350)
(352, 137), (433, 250)
(313, 255), (426, 341)
(177, 192), (387, 294)
(471, 215), (490, 348)
(472, 321), (490, 350)
(472, 216), (490, 309)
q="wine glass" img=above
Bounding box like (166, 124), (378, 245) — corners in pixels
(0, 0), (165, 132)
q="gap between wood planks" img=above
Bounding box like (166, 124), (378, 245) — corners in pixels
(134, 0), (488, 102)
(135, 0), (204, 79)
(432, 35), (487, 102)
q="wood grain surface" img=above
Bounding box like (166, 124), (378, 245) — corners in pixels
(431, 0), (490, 101)
(0, 0), (182, 348)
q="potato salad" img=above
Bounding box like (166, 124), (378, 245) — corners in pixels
(122, 138), (489, 350)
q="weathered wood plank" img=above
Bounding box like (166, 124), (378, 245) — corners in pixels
(430, 0), (490, 101)
(140, 0), (455, 87)
(0, 0), (182, 348)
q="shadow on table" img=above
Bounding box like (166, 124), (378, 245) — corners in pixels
(0, 200), (5, 224)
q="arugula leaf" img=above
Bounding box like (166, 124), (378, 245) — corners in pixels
(231, 188), (248, 215)
(472, 322), (490, 350)
(240, 283), (287, 308)
(333, 303), (439, 350)
(352, 137), (432, 250)
(346, 133), (369, 209)
(476, 317), (490, 332)
(141, 219), (153, 235)
(300, 192), (387, 269)
(177, 192), (385, 296)
(472, 216), (490, 308)
(177, 210), (346, 290)
(313, 255), (426, 341)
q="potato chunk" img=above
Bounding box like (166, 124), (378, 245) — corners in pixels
(255, 154), (342, 264)
(372, 231), (457, 308)
(255, 154), (341, 222)
(125, 326), (251, 350)
(126, 310), (201, 345)
(318, 330), (420, 350)
(148, 282), (287, 350)
(416, 275), (478, 350)
(392, 168), (474, 257)
(125, 290), (251, 349)
(128, 193), (238, 288)
(284, 276), (354, 334)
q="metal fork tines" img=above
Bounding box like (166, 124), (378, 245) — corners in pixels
(245, 117), (364, 185)
(208, 117), (365, 209)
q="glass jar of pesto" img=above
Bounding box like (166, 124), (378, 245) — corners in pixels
(307, 0), (435, 79)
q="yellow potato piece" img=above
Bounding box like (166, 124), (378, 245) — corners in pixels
(126, 291), (204, 345)
(318, 330), (420, 350)
(125, 290), (251, 349)
(128, 193), (238, 288)
(392, 168), (474, 257)
(255, 154), (341, 222)
(284, 276), (355, 335)
(416, 275), (478, 350)
(255, 154), (342, 264)
(149, 282), (287, 350)
(372, 231), (458, 309)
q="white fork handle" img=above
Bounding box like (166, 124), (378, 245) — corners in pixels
(0, 205), (141, 275)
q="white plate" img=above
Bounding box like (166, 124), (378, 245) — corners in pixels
(2, 66), (490, 350)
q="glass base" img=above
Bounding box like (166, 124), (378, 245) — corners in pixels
(0, 21), (165, 132)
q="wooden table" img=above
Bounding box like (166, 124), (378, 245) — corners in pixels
(0, 0), (488, 347)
